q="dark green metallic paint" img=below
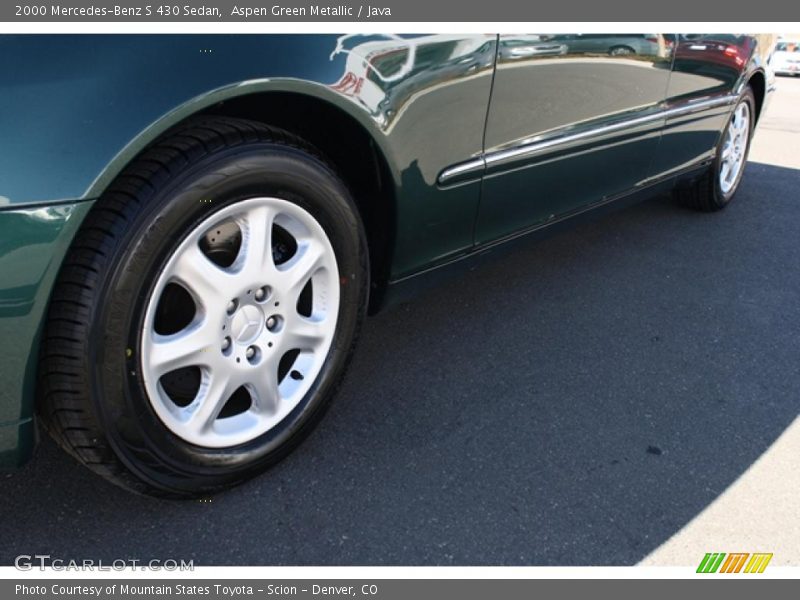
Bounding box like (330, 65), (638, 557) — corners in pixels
(0, 200), (93, 467)
(654, 35), (769, 178)
(0, 33), (771, 468)
(478, 34), (672, 243)
(0, 34), (495, 281)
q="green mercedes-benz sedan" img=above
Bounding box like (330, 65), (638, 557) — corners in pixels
(0, 33), (773, 496)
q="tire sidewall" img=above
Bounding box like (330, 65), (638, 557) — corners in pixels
(90, 143), (367, 494)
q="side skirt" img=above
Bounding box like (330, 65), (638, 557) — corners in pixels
(378, 162), (711, 311)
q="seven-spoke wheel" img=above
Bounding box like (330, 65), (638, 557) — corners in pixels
(719, 101), (750, 195)
(142, 197), (340, 448)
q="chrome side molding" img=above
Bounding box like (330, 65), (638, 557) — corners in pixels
(438, 94), (738, 186)
(436, 157), (486, 185)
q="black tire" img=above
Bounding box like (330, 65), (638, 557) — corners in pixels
(38, 116), (369, 498)
(674, 86), (756, 212)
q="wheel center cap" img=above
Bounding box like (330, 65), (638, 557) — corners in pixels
(231, 304), (264, 344)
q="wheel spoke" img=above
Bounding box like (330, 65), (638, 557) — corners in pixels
(734, 106), (749, 138)
(279, 241), (327, 297)
(248, 361), (281, 414)
(172, 243), (233, 309)
(185, 371), (234, 434)
(238, 205), (276, 279)
(729, 158), (741, 182)
(283, 315), (329, 351)
(720, 161), (731, 185)
(148, 326), (216, 377)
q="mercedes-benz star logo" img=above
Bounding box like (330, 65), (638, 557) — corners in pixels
(231, 305), (264, 344)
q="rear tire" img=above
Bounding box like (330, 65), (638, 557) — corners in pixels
(38, 116), (369, 498)
(609, 45), (635, 56)
(674, 86), (756, 212)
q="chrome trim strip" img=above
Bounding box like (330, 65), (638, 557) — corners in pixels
(437, 94), (737, 186)
(437, 157), (486, 185)
(661, 93), (738, 120)
(484, 110), (663, 170)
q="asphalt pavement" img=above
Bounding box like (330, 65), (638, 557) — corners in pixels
(641, 74), (800, 566)
(1, 79), (799, 567)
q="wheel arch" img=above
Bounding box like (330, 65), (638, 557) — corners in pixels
(746, 69), (767, 124)
(84, 81), (398, 314)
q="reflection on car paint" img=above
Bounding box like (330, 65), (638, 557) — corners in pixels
(328, 34), (496, 129)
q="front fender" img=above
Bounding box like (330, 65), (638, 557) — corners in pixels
(0, 34), (393, 206)
(2, 33), (496, 280)
(85, 76), (401, 201)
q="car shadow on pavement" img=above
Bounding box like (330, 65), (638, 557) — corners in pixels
(2, 161), (799, 566)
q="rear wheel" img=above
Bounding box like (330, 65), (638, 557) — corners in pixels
(38, 117), (369, 497)
(609, 45), (635, 56)
(674, 86), (755, 212)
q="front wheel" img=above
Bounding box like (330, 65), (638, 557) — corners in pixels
(674, 86), (756, 211)
(38, 117), (369, 497)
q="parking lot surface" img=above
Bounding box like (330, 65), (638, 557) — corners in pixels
(641, 75), (800, 566)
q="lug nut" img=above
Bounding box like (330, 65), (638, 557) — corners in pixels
(226, 299), (238, 315)
(266, 315), (284, 332)
(222, 337), (231, 352)
(255, 286), (270, 302)
(245, 346), (255, 359)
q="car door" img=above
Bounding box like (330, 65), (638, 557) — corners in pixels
(474, 33), (674, 245)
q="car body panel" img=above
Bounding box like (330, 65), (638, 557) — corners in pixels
(0, 200), (93, 467)
(0, 418), (36, 470)
(652, 35), (761, 178)
(476, 33), (673, 244)
(546, 33), (663, 57)
(0, 34), (496, 281)
(0, 33), (771, 468)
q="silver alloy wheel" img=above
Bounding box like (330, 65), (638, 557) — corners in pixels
(719, 101), (751, 195)
(141, 197), (340, 448)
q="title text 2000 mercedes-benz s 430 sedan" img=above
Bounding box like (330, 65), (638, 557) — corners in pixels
(0, 34), (773, 496)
